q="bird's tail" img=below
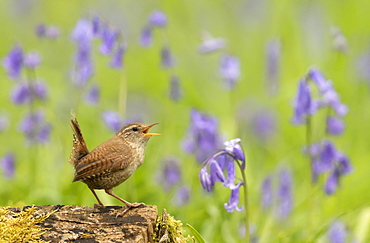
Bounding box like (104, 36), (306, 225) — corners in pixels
(69, 117), (89, 168)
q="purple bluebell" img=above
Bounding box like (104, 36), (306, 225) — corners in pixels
(277, 168), (293, 219)
(92, 16), (100, 36)
(160, 46), (174, 69)
(182, 109), (220, 162)
(173, 186), (190, 207)
(324, 169), (339, 195)
(199, 167), (212, 192)
(71, 19), (94, 86)
(169, 75), (182, 102)
(159, 157), (182, 191)
(110, 44), (125, 69)
(99, 26), (118, 55)
(0, 115), (9, 132)
(309, 68), (332, 93)
(250, 109), (277, 143)
(209, 159), (225, 185)
(33, 81), (48, 100)
(45, 25), (60, 39)
(326, 116), (345, 135)
(224, 138), (245, 164)
(327, 221), (347, 243)
(337, 153), (352, 175)
(318, 140), (337, 173)
(139, 26), (152, 47)
(265, 39), (281, 96)
(219, 54), (241, 90)
(84, 84), (100, 105)
(291, 79), (318, 125)
(261, 176), (273, 210)
(102, 111), (122, 132)
(223, 161), (236, 189)
(224, 183), (244, 212)
(198, 38), (226, 54)
(1, 153), (15, 179)
(24, 51), (42, 69)
(35, 24), (46, 37)
(19, 110), (51, 144)
(2, 45), (23, 80)
(11, 82), (31, 104)
(321, 88), (348, 117)
(148, 10), (167, 27)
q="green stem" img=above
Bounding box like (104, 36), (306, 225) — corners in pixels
(236, 160), (249, 243)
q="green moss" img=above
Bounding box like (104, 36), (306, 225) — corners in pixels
(0, 206), (55, 243)
(153, 209), (194, 243)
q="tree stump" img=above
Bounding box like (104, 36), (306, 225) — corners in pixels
(7, 204), (158, 243)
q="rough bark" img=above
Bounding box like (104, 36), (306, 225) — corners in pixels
(8, 204), (158, 243)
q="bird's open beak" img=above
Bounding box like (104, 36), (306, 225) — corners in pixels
(143, 123), (160, 136)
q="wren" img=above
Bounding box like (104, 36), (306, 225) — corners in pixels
(69, 117), (159, 215)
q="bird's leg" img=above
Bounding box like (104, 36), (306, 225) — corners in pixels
(89, 188), (105, 207)
(105, 188), (144, 216)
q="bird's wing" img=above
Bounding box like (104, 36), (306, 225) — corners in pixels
(73, 142), (132, 182)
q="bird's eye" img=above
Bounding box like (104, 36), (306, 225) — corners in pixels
(132, 127), (138, 132)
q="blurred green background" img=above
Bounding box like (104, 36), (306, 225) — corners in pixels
(1, 0), (370, 242)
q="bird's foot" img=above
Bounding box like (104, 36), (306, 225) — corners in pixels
(116, 202), (145, 217)
(93, 203), (105, 208)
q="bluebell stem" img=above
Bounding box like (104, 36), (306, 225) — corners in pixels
(199, 138), (250, 242)
(102, 110), (122, 133)
(2, 45), (23, 80)
(182, 109), (221, 162)
(1, 153), (15, 179)
(327, 221), (347, 243)
(219, 54), (241, 90)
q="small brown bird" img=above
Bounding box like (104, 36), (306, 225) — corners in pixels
(69, 117), (159, 215)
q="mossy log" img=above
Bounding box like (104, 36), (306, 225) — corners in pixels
(6, 204), (158, 243)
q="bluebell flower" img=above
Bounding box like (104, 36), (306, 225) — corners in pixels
(224, 138), (245, 165)
(139, 26), (152, 47)
(292, 79), (319, 125)
(219, 54), (241, 90)
(250, 109), (277, 143)
(35, 24), (46, 37)
(261, 175), (273, 210)
(337, 153), (352, 175)
(321, 88), (348, 117)
(308, 68), (332, 93)
(11, 82), (31, 104)
(198, 38), (226, 54)
(169, 75), (182, 102)
(326, 115), (345, 135)
(277, 168), (293, 219)
(1, 153), (15, 179)
(199, 167), (212, 192)
(102, 111), (122, 132)
(71, 19), (93, 44)
(324, 169), (339, 195)
(158, 157), (182, 191)
(92, 16), (100, 36)
(223, 161), (236, 189)
(19, 110), (51, 144)
(24, 51), (42, 69)
(173, 186), (190, 207)
(45, 25), (60, 39)
(99, 26), (118, 55)
(265, 39), (281, 95)
(110, 44), (125, 69)
(182, 109), (221, 162)
(327, 221), (347, 243)
(160, 46), (174, 69)
(2, 45), (23, 80)
(224, 183), (244, 212)
(318, 140), (337, 173)
(84, 84), (100, 105)
(210, 159), (225, 184)
(148, 10), (167, 27)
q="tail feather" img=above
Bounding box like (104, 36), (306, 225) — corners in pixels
(69, 118), (89, 168)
